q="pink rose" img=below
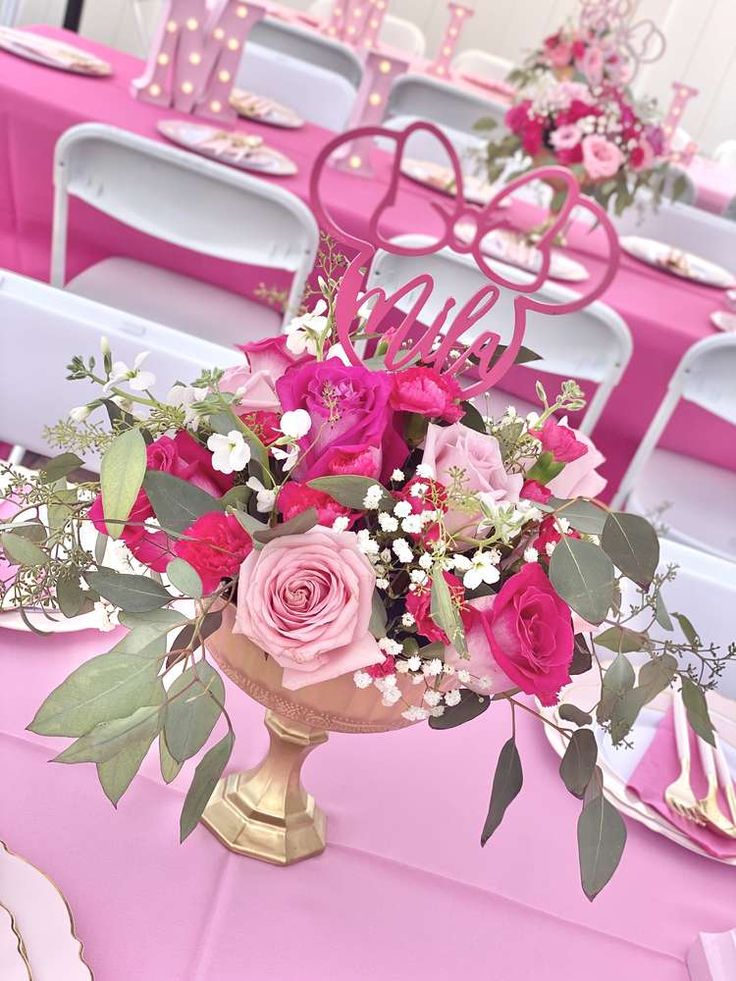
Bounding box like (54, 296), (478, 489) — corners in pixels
(520, 479), (551, 504)
(220, 364), (280, 414)
(444, 595), (515, 695)
(546, 428), (606, 499)
(237, 335), (305, 377)
(390, 366), (463, 423)
(277, 481), (352, 527)
(175, 512), (253, 594)
(235, 529), (383, 689)
(534, 417), (588, 463)
(579, 45), (604, 86)
(480, 564), (574, 706)
(630, 138), (655, 172)
(276, 361), (407, 483)
(581, 135), (624, 181)
(547, 41), (573, 68)
(550, 123), (581, 152)
(421, 423), (523, 533)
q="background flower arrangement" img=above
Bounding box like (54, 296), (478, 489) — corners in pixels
(1, 274), (733, 901)
(477, 19), (687, 216)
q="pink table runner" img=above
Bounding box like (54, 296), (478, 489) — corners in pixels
(0, 28), (734, 496)
(3, 624), (736, 979)
(684, 156), (736, 217)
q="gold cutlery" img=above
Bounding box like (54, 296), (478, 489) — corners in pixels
(696, 734), (736, 837)
(664, 687), (705, 826)
(714, 734), (736, 828)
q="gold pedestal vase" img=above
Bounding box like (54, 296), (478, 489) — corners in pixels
(201, 605), (416, 866)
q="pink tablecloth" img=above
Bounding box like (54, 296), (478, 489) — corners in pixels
(685, 156), (736, 217)
(0, 28), (735, 495)
(3, 623), (736, 980)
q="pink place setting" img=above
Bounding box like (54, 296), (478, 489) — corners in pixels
(229, 89), (304, 129)
(157, 119), (299, 176)
(0, 26), (111, 76)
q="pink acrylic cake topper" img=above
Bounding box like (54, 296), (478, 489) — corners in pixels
(309, 120), (621, 398)
(131, 0), (267, 120)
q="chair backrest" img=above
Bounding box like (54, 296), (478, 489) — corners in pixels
(52, 123), (319, 327)
(0, 269), (241, 467)
(714, 139), (736, 167)
(451, 49), (513, 82)
(237, 43), (358, 131)
(250, 17), (363, 88)
(612, 195), (736, 269)
(386, 74), (508, 139)
(367, 235), (632, 433)
(308, 0), (426, 56)
(381, 113), (488, 172)
(0, 0), (21, 26)
(613, 333), (736, 508)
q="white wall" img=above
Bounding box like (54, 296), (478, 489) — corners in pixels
(12, 0), (735, 151)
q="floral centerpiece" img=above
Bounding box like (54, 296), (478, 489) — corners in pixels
(2, 269), (732, 899)
(477, 16), (685, 215)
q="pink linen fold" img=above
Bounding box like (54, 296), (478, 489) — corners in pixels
(627, 706), (736, 859)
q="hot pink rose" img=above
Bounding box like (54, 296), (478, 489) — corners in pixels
(630, 138), (655, 172)
(406, 572), (465, 644)
(276, 361), (407, 483)
(581, 135), (624, 181)
(277, 481), (352, 527)
(235, 529), (383, 689)
(444, 595), (515, 695)
(390, 366), (463, 423)
(520, 479), (552, 504)
(534, 417), (588, 463)
(175, 512), (252, 594)
(479, 564), (574, 706)
(546, 428), (607, 499)
(421, 423), (523, 533)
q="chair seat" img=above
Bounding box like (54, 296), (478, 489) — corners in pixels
(67, 257), (282, 350)
(627, 447), (736, 562)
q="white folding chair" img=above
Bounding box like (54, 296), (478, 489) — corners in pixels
(237, 17), (362, 131)
(366, 235), (632, 435)
(613, 196), (736, 269)
(452, 50), (514, 83)
(309, 0), (426, 57)
(613, 334), (736, 562)
(713, 140), (736, 169)
(51, 124), (319, 350)
(0, 0), (22, 26)
(0, 268), (241, 467)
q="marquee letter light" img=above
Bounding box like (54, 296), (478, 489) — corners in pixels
(428, 2), (473, 79)
(131, 0), (267, 121)
(309, 121), (621, 398)
(663, 82), (699, 162)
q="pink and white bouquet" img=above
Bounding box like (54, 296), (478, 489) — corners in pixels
(2, 283), (731, 899)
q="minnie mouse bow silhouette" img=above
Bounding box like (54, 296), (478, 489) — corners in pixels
(309, 121), (620, 398)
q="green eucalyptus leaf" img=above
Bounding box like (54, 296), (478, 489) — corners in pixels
(40, 452), (84, 484)
(681, 677), (715, 746)
(577, 790), (627, 901)
(558, 704), (593, 727)
(429, 689), (490, 729)
(164, 662), (225, 764)
(54, 703), (164, 764)
(369, 591), (387, 639)
(673, 613), (700, 648)
(459, 401), (486, 434)
(159, 731), (183, 785)
(1, 532), (47, 568)
(307, 476), (393, 512)
(601, 513), (659, 589)
(597, 654), (635, 724)
(230, 509), (268, 538)
(549, 537), (616, 625)
(560, 728), (597, 799)
(56, 575), (86, 618)
(430, 570), (466, 655)
(595, 625), (648, 655)
(547, 498), (608, 535)
(85, 571), (171, 613)
(118, 608), (188, 641)
(481, 737), (523, 844)
(180, 730), (234, 842)
(637, 655), (677, 702)
(166, 558), (203, 599)
(253, 508), (317, 544)
(143, 471), (222, 536)
(654, 592), (674, 632)
(97, 683), (164, 806)
(101, 428), (147, 541)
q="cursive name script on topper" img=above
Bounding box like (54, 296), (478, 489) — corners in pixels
(309, 121), (621, 399)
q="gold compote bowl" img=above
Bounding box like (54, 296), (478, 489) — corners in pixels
(202, 604), (416, 866)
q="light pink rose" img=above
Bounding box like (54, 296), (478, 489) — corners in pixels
(234, 529), (383, 690)
(220, 364), (280, 413)
(444, 595), (514, 695)
(581, 135), (624, 181)
(546, 427), (607, 499)
(421, 423), (523, 533)
(550, 123), (582, 151)
(547, 42), (573, 68)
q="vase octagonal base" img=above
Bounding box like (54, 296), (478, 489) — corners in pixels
(200, 710), (328, 866)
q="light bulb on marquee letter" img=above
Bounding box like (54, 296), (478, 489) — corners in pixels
(428, 2), (473, 78)
(662, 82), (699, 162)
(132, 0), (268, 121)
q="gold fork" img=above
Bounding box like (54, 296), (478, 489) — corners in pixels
(697, 734), (736, 837)
(664, 687), (705, 826)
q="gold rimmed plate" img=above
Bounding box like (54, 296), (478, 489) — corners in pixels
(157, 120), (298, 177)
(0, 903), (31, 981)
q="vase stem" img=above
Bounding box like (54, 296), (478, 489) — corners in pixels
(200, 710), (328, 865)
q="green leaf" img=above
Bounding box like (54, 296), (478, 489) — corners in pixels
(560, 729), (598, 799)
(368, 591), (387, 639)
(672, 613), (700, 648)
(54, 703), (164, 764)
(637, 655), (677, 702)
(56, 575), (87, 618)
(549, 537), (615, 625)
(144, 471), (222, 536)
(101, 428), (147, 540)
(577, 791), (627, 900)
(230, 509), (268, 538)
(558, 704), (593, 727)
(524, 450), (564, 486)
(430, 570), (466, 655)
(601, 513), (659, 589)
(180, 730), (234, 842)
(28, 650), (163, 737)
(40, 453), (84, 484)
(97, 683), (164, 806)
(1, 532), (47, 568)
(681, 677), (715, 746)
(220, 486), (251, 510)
(608, 687), (649, 745)
(597, 654), (635, 724)
(481, 737), (523, 844)
(547, 497), (608, 535)
(307, 476), (393, 512)
(654, 591), (674, 632)
(85, 570), (171, 613)
(429, 689), (490, 729)
(159, 731), (183, 784)
(253, 508), (317, 544)
(118, 608), (188, 641)
(570, 634), (593, 675)
(166, 558), (203, 599)
(164, 662), (225, 763)
(459, 401), (486, 434)
(595, 625), (648, 654)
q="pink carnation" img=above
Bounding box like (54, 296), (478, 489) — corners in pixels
(277, 481), (352, 526)
(390, 366), (463, 423)
(175, 511), (253, 594)
(534, 417), (588, 463)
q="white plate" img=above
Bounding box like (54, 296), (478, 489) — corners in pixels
(0, 608), (101, 634)
(0, 904), (31, 981)
(157, 120), (298, 177)
(0, 27), (110, 76)
(621, 235), (736, 289)
(710, 310), (736, 333)
(0, 841), (93, 979)
(455, 225), (589, 282)
(400, 159), (505, 207)
(539, 670), (736, 865)
(229, 89), (304, 129)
